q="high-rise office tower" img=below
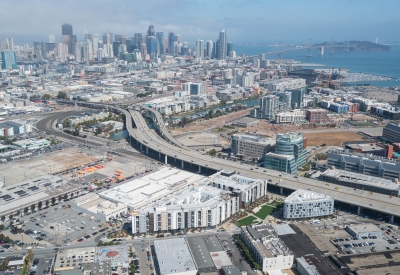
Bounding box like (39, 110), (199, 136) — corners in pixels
(49, 35), (55, 43)
(126, 39), (136, 53)
(163, 38), (168, 54)
(147, 25), (155, 37)
(5, 37), (14, 50)
(54, 43), (68, 62)
(112, 41), (121, 57)
(195, 40), (204, 59)
(227, 42), (233, 56)
(134, 33), (143, 48)
(206, 40), (213, 58)
(74, 42), (82, 62)
(33, 42), (44, 60)
(218, 30), (227, 60)
(103, 32), (113, 45)
(61, 24), (73, 36)
(168, 32), (175, 54)
(83, 39), (93, 61)
(115, 34), (127, 44)
(141, 43), (147, 58)
(97, 48), (103, 60)
(156, 32), (164, 55)
(175, 34), (181, 43)
(146, 36), (157, 60)
(92, 34), (99, 55)
(70, 35), (77, 54)
(1, 50), (17, 69)
(213, 40), (219, 59)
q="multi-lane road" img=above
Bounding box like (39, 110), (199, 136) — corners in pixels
(46, 101), (400, 221)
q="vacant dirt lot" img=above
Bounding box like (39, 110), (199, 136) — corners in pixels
(303, 131), (363, 146)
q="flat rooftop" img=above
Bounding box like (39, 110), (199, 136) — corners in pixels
(99, 167), (204, 210)
(321, 169), (400, 191)
(285, 189), (333, 203)
(347, 223), (381, 234)
(186, 236), (218, 273)
(54, 247), (96, 271)
(154, 238), (197, 275)
(94, 244), (130, 264)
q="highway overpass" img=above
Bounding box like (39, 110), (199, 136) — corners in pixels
(55, 100), (400, 222)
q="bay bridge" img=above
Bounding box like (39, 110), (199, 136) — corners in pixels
(247, 39), (356, 59)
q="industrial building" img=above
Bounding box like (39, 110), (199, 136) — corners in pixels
(305, 109), (328, 124)
(283, 189), (334, 219)
(99, 167), (204, 211)
(231, 134), (275, 160)
(153, 238), (197, 275)
(264, 132), (307, 174)
(296, 257), (321, 275)
(327, 149), (400, 181)
(70, 193), (127, 221)
(12, 138), (51, 150)
(319, 169), (400, 197)
(345, 223), (382, 238)
(382, 123), (400, 143)
(0, 120), (31, 137)
(240, 225), (294, 272)
(344, 142), (393, 158)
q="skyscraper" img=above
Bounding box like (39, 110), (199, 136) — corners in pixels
(206, 40), (213, 58)
(112, 41), (121, 58)
(195, 40), (204, 59)
(61, 24), (73, 36)
(134, 33), (143, 48)
(168, 32), (175, 54)
(33, 42), (43, 60)
(6, 37), (14, 50)
(49, 35), (55, 43)
(115, 34), (127, 44)
(74, 42), (82, 62)
(83, 39), (94, 61)
(227, 42), (233, 56)
(156, 32), (164, 56)
(92, 34), (99, 55)
(147, 25), (155, 37)
(146, 36), (157, 60)
(218, 30), (227, 60)
(213, 40), (218, 59)
(1, 50), (17, 69)
(54, 43), (68, 62)
(103, 32), (113, 45)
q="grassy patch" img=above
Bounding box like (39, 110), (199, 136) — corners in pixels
(236, 216), (257, 226)
(254, 205), (274, 219)
(269, 200), (283, 207)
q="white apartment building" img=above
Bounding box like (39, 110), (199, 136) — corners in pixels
(240, 225), (294, 272)
(275, 109), (305, 124)
(283, 189), (334, 219)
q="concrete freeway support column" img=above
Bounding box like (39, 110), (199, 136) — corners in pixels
(181, 161), (184, 169)
(198, 166), (201, 174)
(280, 187), (283, 195)
(357, 206), (362, 215)
(165, 155), (167, 164)
(390, 215), (394, 223)
(146, 146), (148, 155)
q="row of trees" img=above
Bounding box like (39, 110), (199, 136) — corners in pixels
(235, 235), (260, 269)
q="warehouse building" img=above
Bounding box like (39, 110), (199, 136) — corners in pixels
(153, 238), (197, 275)
(319, 169), (400, 197)
(327, 149), (400, 181)
(346, 223), (382, 238)
(240, 225), (294, 272)
(283, 189), (334, 219)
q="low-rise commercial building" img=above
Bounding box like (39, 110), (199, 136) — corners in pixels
(70, 193), (127, 221)
(382, 123), (400, 143)
(327, 149), (400, 181)
(54, 247), (96, 272)
(319, 169), (400, 197)
(305, 109), (328, 124)
(12, 138), (51, 150)
(275, 109), (304, 124)
(240, 225), (294, 272)
(344, 142), (393, 158)
(345, 223), (382, 238)
(153, 238), (197, 275)
(296, 257), (321, 275)
(283, 189), (334, 219)
(231, 134), (275, 160)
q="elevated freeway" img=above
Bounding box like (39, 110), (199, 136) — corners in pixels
(56, 100), (400, 222)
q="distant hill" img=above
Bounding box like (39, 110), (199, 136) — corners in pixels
(316, 40), (391, 51)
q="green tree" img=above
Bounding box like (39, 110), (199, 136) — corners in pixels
(42, 94), (51, 100)
(94, 126), (102, 136)
(208, 149), (216, 156)
(38, 202), (43, 209)
(57, 91), (67, 99)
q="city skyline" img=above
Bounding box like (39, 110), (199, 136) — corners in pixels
(1, 0), (400, 45)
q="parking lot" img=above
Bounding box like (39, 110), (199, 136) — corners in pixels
(21, 202), (108, 246)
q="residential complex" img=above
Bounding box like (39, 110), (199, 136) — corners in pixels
(240, 225), (294, 272)
(283, 189), (334, 219)
(305, 109), (328, 124)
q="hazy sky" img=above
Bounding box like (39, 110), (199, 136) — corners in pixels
(1, 0), (400, 45)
